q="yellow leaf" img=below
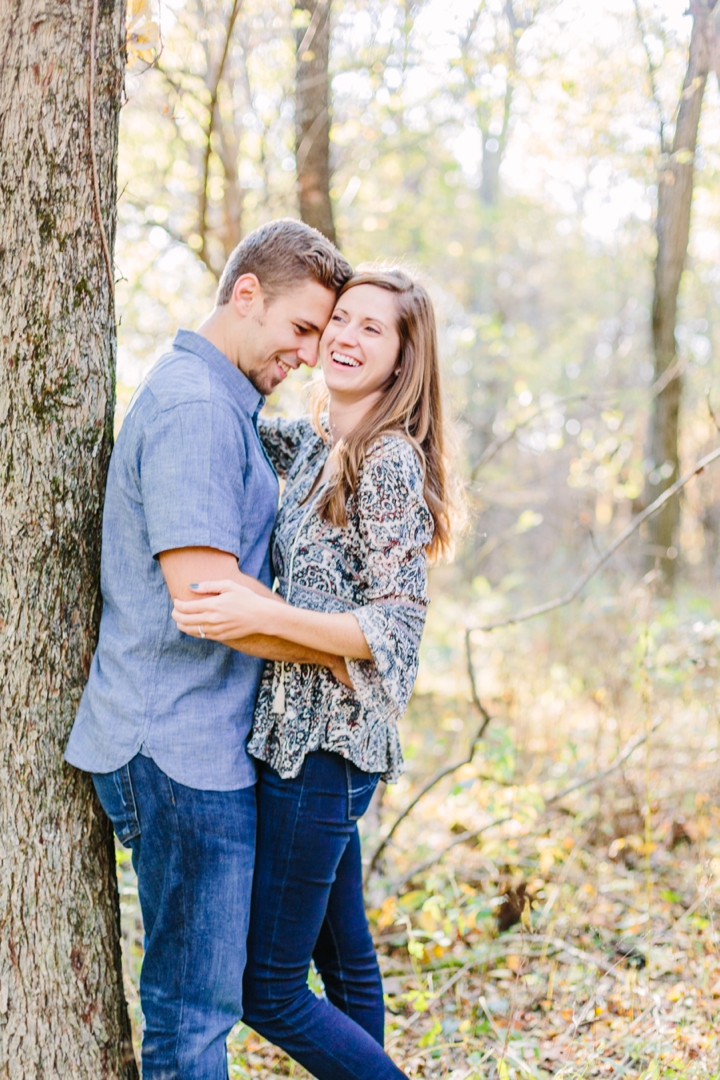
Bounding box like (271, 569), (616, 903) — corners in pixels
(418, 910), (439, 933)
(132, 21), (160, 46)
(129, 0), (150, 18)
(377, 896), (398, 931)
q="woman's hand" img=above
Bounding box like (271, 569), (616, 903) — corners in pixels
(172, 579), (270, 642)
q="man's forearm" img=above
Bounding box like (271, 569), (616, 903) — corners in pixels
(226, 633), (338, 667)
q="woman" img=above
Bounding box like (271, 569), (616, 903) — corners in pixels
(172, 267), (454, 1080)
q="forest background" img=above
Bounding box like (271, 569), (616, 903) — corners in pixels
(3, 0), (719, 1077)
(109, 1), (720, 1076)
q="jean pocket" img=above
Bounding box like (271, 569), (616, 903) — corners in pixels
(346, 762), (380, 822)
(92, 763), (141, 846)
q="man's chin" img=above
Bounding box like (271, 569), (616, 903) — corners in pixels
(246, 372), (278, 396)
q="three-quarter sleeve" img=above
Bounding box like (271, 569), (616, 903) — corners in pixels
(346, 436), (434, 723)
(257, 416), (313, 478)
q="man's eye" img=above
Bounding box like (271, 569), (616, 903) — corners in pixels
(294, 325), (309, 334)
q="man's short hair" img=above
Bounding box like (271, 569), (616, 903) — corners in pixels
(216, 219), (353, 306)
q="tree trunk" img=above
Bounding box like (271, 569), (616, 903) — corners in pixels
(295, 0), (337, 244)
(643, 1), (713, 584)
(0, 2), (138, 1077)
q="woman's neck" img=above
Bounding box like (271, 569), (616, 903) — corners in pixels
(327, 391), (383, 444)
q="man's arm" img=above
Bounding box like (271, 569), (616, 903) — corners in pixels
(159, 547), (349, 674)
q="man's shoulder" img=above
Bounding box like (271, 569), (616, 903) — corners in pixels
(141, 347), (213, 412)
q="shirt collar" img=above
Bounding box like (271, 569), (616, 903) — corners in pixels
(173, 329), (265, 418)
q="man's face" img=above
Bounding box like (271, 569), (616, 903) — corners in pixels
(242, 280), (337, 396)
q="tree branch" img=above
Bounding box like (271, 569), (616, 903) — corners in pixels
(470, 391), (615, 478)
(632, 0), (668, 154)
(395, 716), (666, 887)
(468, 443), (720, 635)
(197, 0), (244, 270)
(365, 637), (496, 880)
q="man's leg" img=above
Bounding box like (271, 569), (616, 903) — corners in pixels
(94, 753), (255, 1080)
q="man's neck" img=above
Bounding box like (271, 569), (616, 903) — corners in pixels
(196, 309), (241, 371)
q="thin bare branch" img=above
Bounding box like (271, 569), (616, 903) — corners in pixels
(707, 386), (720, 432)
(470, 391), (613, 478)
(197, 0), (244, 270)
(633, 0), (668, 153)
(297, 0), (328, 58)
(395, 716), (666, 887)
(468, 443), (720, 635)
(365, 643), (495, 879)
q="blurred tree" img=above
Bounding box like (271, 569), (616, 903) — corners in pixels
(0, 0), (137, 1075)
(121, 0), (295, 282)
(641, 0), (717, 585)
(295, 0), (337, 242)
(458, 0), (536, 207)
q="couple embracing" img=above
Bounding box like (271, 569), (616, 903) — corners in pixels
(66, 219), (454, 1080)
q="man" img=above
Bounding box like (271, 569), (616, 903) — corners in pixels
(65, 219), (353, 1079)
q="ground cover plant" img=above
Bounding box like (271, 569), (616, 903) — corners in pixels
(117, 578), (720, 1078)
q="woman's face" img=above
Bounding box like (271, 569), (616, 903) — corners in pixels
(320, 284), (401, 403)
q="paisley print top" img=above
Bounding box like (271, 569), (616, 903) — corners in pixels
(248, 415), (433, 783)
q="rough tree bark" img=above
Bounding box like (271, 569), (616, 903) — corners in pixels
(0, 1), (138, 1076)
(295, 0), (337, 243)
(643, 0), (715, 583)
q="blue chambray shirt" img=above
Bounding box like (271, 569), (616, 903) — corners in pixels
(65, 330), (278, 790)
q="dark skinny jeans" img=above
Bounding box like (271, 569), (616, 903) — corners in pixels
(242, 750), (408, 1080)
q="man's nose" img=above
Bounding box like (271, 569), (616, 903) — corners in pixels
(296, 340), (319, 368)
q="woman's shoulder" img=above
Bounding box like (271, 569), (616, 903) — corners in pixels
(362, 433), (425, 489)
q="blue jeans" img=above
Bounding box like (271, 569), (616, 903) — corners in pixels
(92, 753), (256, 1080)
(242, 750), (408, 1080)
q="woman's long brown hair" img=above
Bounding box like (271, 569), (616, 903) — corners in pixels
(310, 267), (455, 561)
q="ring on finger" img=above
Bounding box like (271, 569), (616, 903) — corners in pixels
(198, 625), (206, 638)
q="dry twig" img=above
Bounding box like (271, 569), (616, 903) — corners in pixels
(395, 716), (666, 886)
(468, 443), (720, 635)
(365, 635), (496, 878)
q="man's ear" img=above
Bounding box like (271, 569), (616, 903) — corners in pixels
(231, 273), (263, 317)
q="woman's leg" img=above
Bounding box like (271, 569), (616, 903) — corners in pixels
(312, 827), (385, 1045)
(242, 752), (407, 1080)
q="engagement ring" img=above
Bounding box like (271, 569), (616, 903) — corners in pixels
(198, 625), (206, 638)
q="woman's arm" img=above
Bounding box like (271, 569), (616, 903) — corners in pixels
(172, 580), (372, 660)
(257, 416), (312, 478)
(161, 550), (351, 681)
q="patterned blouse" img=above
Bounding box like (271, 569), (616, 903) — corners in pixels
(248, 416), (433, 783)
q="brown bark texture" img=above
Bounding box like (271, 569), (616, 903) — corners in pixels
(0, 1), (138, 1076)
(295, 0), (337, 244)
(644, 0), (714, 581)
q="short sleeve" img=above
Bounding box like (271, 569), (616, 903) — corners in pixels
(141, 400), (246, 559)
(346, 437), (434, 722)
(257, 416), (313, 478)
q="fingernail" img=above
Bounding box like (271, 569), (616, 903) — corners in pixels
(189, 584), (199, 589)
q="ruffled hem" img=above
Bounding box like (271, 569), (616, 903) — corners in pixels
(248, 721), (404, 784)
